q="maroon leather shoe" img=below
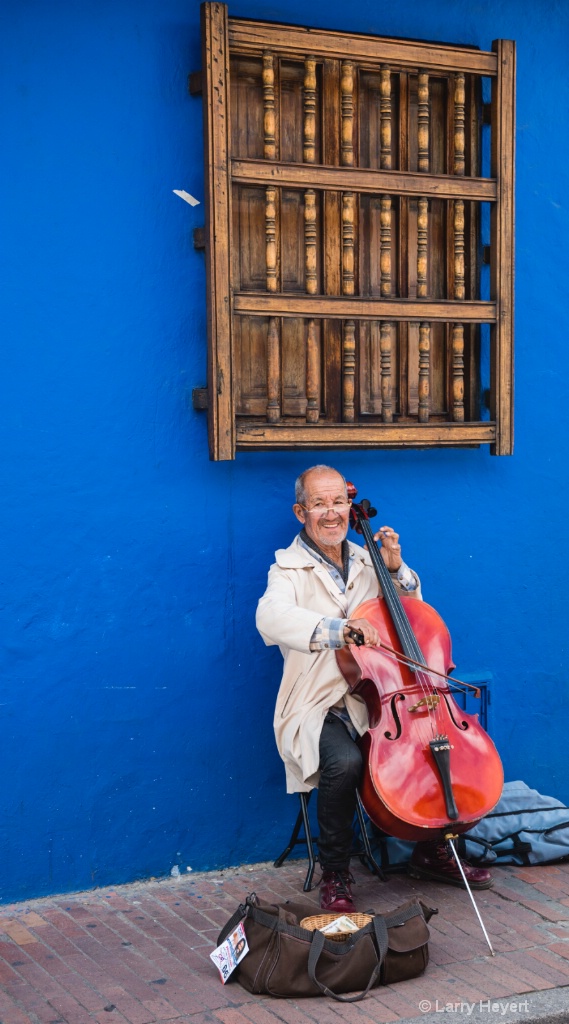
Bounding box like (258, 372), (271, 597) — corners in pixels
(409, 841), (493, 890)
(320, 870), (356, 912)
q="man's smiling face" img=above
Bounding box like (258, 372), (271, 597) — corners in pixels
(293, 469), (350, 551)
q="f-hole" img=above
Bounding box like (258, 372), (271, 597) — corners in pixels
(384, 693), (405, 740)
(441, 692), (469, 731)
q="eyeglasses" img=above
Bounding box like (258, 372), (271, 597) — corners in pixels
(298, 500), (352, 515)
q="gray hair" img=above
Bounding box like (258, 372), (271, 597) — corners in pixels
(294, 465), (348, 505)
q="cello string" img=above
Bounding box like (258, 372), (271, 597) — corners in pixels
(360, 512), (438, 742)
(376, 537), (447, 737)
(362, 514), (422, 662)
(360, 513), (436, 741)
(360, 510), (443, 740)
(373, 645), (477, 695)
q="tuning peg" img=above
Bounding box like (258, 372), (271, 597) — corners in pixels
(359, 499), (377, 518)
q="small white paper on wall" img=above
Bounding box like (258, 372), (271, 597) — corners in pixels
(173, 189), (200, 206)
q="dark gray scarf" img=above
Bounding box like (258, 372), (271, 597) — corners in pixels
(300, 528), (350, 585)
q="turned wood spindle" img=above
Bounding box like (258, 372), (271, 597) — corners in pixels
(304, 58), (317, 164)
(304, 192), (319, 422)
(342, 320), (356, 422)
(451, 323), (465, 422)
(380, 322), (393, 423)
(417, 76), (429, 312)
(263, 53), (276, 161)
(306, 319), (320, 423)
(379, 198), (393, 422)
(341, 61), (354, 167)
(417, 197), (428, 298)
(266, 317), (281, 422)
(265, 187), (278, 292)
(453, 73), (465, 176)
(265, 188), (280, 422)
(304, 190), (317, 295)
(453, 199), (465, 300)
(452, 199), (465, 421)
(380, 66), (392, 170)
(418, 322), (430, 423)
(380, 196), (392, 297)
(417, 72), (429, 173)
(342, 192), (355, 296)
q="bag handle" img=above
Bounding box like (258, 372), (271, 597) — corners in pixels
(216, 903), (249, 945)
(307, 916), (389, 1002)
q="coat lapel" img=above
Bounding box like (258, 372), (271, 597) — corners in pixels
(274, 536), (375, 611)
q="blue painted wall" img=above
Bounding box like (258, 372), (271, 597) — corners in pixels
(2, 0), (568, 902)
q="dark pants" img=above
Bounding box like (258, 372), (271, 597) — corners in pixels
(317, 712), (363, 872)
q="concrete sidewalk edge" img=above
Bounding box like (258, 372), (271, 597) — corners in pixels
(392, 984), (569, 1024)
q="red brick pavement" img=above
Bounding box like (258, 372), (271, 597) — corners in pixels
(0, 859), (568, 1023)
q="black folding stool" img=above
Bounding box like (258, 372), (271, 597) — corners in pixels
(273, 789), (385, 892)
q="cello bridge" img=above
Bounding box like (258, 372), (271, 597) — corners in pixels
(408, 694), (440, 713)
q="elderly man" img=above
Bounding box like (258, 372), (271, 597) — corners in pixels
(256, 465), (492, 911)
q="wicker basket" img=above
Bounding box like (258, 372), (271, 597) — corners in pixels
(299, 912), (372, 940)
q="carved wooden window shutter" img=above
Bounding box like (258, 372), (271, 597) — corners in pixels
(199, 3), (515, 460)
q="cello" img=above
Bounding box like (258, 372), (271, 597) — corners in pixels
(336, 483), (504, 845)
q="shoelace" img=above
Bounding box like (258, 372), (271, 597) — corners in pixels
(433, 843), (475, 871)
(327, 871), (354, 897)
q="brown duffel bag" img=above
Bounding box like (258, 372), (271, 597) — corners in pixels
(216, 893), (436, 1001)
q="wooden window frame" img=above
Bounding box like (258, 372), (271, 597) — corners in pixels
(199, 2), (515, 460)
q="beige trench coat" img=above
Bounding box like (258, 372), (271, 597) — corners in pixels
(256, 536), (422, 793)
